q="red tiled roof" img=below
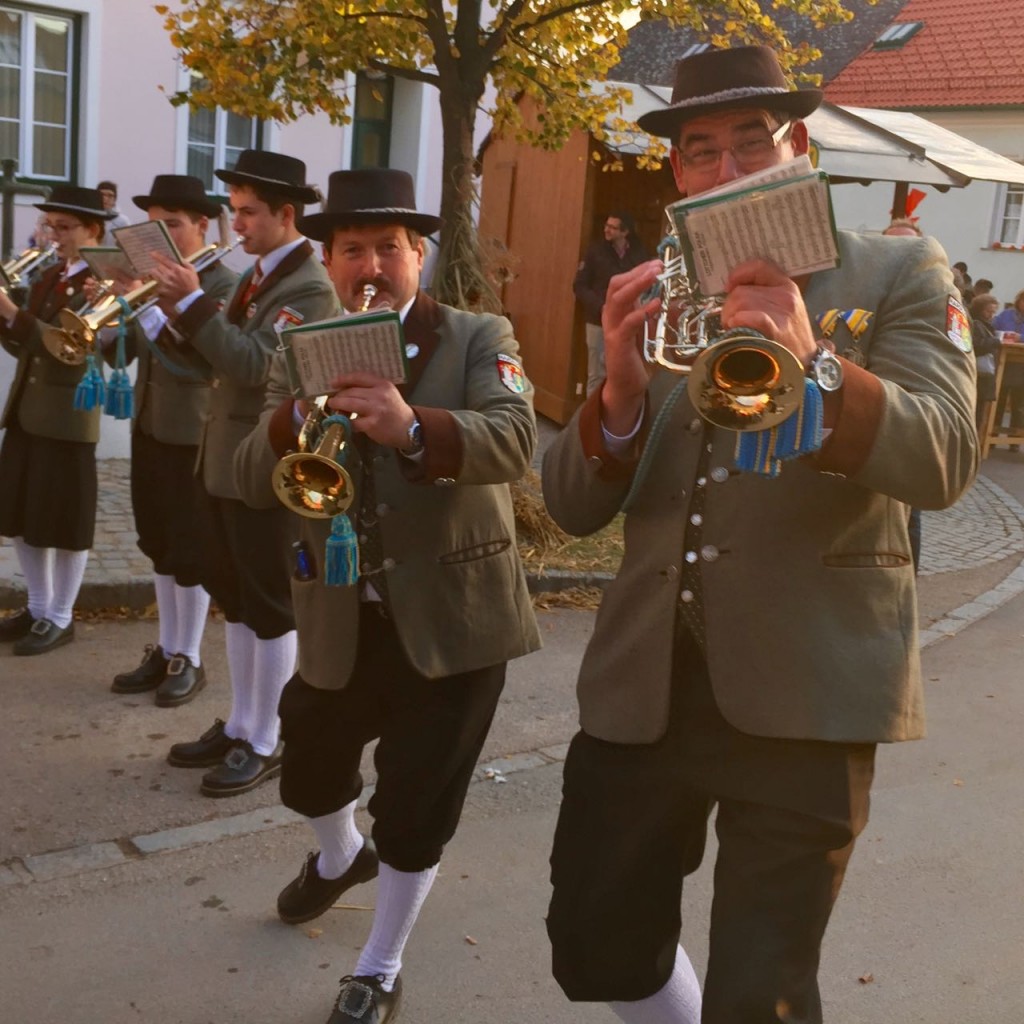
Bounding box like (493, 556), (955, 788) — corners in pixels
(825, 0), (1024, 108)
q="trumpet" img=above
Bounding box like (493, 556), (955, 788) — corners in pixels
(1, 242), (58, 294)
(271, 284), (379, 519)
(41, 237), (242, 366)
(643, 223), (804, 433)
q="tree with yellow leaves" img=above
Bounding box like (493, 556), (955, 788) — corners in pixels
(159, 0), (849, 310)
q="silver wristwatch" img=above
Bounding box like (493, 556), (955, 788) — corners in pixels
(810, 345), (844, 392)
(400, 415), (424, 456)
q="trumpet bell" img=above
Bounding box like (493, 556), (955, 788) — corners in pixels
(272, 451), (355, 519)
(687, 331), (805, 432)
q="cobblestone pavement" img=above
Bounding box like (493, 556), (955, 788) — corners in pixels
(2, 456), (1024, 609)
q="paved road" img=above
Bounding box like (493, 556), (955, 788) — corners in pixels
(3, 445), (1024, 1022)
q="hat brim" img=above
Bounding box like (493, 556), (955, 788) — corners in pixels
(133, 194), (224, 219)
(214, 169), (320, 205)
(637, 89), (822, 139)
(34, 201), (116, 221)
(298, 209), (443, 243)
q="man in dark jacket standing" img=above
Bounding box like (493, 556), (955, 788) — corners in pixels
(573, 212), (648, 396)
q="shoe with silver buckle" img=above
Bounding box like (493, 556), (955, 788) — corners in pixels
(200, 740), (282, 798)
(111, 643), (169, 693)
(13, 618), (74, 656)
(154, 654), (207, 708)
(326, 975), (401, 1024)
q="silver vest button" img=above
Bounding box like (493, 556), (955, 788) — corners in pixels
(680, 589), (695, 603)
(685, 550), (698, 564)
(710, 466), (730, 483)
(701, 545), (719, 562)
(689, 513), (703, 526)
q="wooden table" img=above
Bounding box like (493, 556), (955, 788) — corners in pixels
(981, 341), (1024, 458)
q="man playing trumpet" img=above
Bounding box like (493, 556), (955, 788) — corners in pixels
(148, 151), (337, 798)
(102, 175), (237, 707)
(543, 46), (978, 1024)
(0, 186), (114, 655)
(235, 169), (540, 1024)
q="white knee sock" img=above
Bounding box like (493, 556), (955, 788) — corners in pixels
(173, 582), (209, 665)
(48, 549), (89, 628)
(224, 620), (257, 742)
(309, 801), (364, 879)
(12, 538), (54, 619)
(153, 573), (178, 652)
(609, 946), (702, 1024)
(354, 863), (439, 990)
(247, 631), (297, 756)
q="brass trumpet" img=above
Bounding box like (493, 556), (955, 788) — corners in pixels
(644, 224), (804, 432)
(41, 238), (241, 366)
(271, 284), (379, 519)
(1, 242), (58, 294)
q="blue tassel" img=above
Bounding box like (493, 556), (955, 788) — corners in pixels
(104, 299), (134, 420)
(734, 379), (824, 478)
(73, 354), (105, 411)
(324, 513), (359, 587)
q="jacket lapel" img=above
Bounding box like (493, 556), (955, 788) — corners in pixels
(227, 241), (315, 325)
(399, 291), (443, 397)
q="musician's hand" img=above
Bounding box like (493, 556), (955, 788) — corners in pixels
(721, 259), (817, 369)
(150, 252), (200, 306)
(325, 372), (415, 450)
(0, 288), (17, 321)
(600, 259), (662, 436)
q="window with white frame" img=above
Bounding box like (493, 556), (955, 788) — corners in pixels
(994, 182), (1024, 249)
(182, 71), (262, 194)
(0, 4), (77, 181)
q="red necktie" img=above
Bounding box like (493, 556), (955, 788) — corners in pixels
(241, 260), (264, 306)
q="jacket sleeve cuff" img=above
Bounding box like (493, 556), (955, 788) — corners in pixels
(399, 406), (463, 483)
(809, 358), (884, 478)
(172, 292), (220, 340)
(578, 388), (648, 481)
(268, 398), (300, 457)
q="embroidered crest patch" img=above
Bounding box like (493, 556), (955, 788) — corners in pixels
(497, 354), (525, 393)
(273, 306), (305, 334)
(946, 295), (973, 352)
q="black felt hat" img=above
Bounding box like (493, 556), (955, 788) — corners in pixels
(637, 46), (823, 140)
(215, 150), (320, 205)
(35, 185), (116, 220)
(133, 175), (223, 219)
(298, 169), (443, 242)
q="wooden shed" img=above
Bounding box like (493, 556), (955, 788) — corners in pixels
(478, 96), (679, 424)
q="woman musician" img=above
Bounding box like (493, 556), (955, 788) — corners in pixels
(0, 185), (114, 655)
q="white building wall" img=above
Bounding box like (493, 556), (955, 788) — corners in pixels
(829, 109), (1024, 308)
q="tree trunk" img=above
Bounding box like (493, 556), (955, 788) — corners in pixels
(432, 83), (500, 313)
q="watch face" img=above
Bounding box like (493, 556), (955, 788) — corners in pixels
(816, 355), (843, 392)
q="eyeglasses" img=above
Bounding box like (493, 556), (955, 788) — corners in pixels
(45, 221), (83, 235)
(678, 121), (792, 172)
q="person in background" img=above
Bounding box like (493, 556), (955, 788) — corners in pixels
(105, 175), (237, 707)
(991, 289), (1024, 452)
(96, 181), (131, 245)
(971, 292), (1002, 434)
(573, 211), (648, 397)
(0, 186), (114, 654)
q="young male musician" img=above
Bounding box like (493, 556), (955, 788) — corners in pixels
(150, 151), (337, 797)
(106, 175), (237, 706)
(234, 169), (540, 1023)
(0, 186), (114, 655)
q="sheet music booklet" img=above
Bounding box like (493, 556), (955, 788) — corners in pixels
(111, 220), (184, 279)
(280, 307), (408, 399)
(79, 246), (137, 283)
(667, 155), (840, 296)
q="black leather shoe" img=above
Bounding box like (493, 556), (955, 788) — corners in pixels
(167, 718), (236, 768)
(0, 608), (35, 641)
(154, 655), (207, 707)
(13, 618), (74, 656)
(278, 842), (380, 925)
(111, 643), (169, 693)
(327, 975), (401, 1024)
(200, 740), (282, 797)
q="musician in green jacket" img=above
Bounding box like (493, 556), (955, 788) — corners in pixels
(0, 186), (114, 655)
